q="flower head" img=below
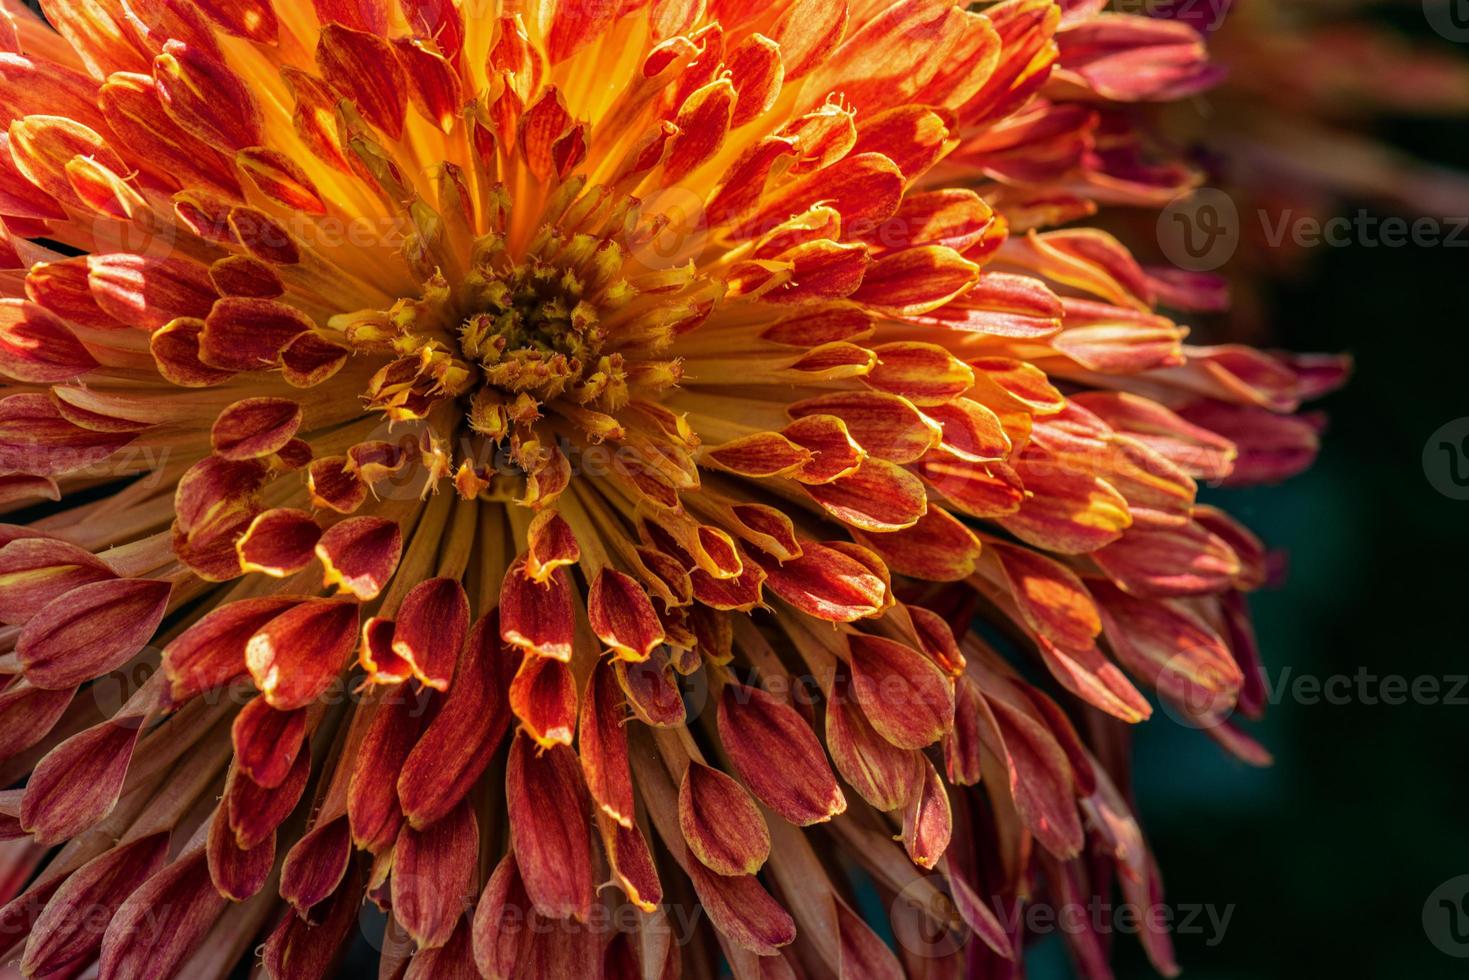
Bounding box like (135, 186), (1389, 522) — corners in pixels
(0, 0), (1345, 977)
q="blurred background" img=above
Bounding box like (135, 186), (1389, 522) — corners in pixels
(1055, 3), (1469, 978)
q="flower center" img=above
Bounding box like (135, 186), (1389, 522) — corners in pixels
(458, 256), (607, 404)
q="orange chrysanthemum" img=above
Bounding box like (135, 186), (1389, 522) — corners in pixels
(0, 1), (1346, 977)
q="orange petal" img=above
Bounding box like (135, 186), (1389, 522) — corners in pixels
(154, 40), (263, 151)
(0, 537), (115, 625)
(0, 303), (96, 383)
(679, 763), (770, 875)
(211, 397), (303, 460)
(846, 634), (955, 749)
(233, 698), (308, 793)
(399, 613), (516, 828)
(579, 658), (635, 827)
(687, 859), (796, 955)
(755, 541), (886, 622)
(236, 508), (322, 578)
(509, 651), (578, 748)
(22, 834), (168, 977)
(506, 735), (594, 921)
(348, 690), (428, 853)
(17, 578), (171, 690)
(825, 672), (923, 811)
(863, 342), (975, 406)
(316, 516), (402, 601)
(392, 577), (469, 690)
(200, 297), (314, 372)
(901, 758), (951, 869)
(99, 851), (226, 980)
(21, 720), (140, 844)
(500, 557), (575, 661)
(804, 457), (927, 532)
(588, 568), (665, 661)
(393, 800), (479, 949)
(245, 598), (359, 710)
(855, 506), (982, 582)
(163, 595), (298, 705)
(316, 23), (407, 139)
(717, 683), (846, 826)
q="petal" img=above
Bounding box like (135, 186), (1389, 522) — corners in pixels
(846, 634), (955, 749)
(901, 759), (951, 869)
(348, 691), (427, 853)
(588, 569), (665, 661)
(399, 614), (517, 828)
(0, 302), (96, 382)
(236, 508), (322, 578)
(687, 861), (796, 955)
(162, 595), (298, 705)
(316, 23), (407, 139)
(506, 735), (594, 921)
(21, 720), (140, 844)
(154, 40), (264, 151)
(394, 800), (478, 949)
(211, 397), (303, 460)
(679, 762), (770, 875)
(316, 516), (402, 600)
(245, 598), (359, 710)
(755, 542), (886, 622)
(207, 799), (273, 901)
(21, 834), (169, 977)
(509, 652), (578, 748)
(263, 874), (362, 978)
(855, 506), (982, 582)
(717, 684), (846, 826)
(18, 578), (171, 690)
(200, 298), (314, 372)
(578, 658), (635, 827)
(805, 458), (928, 532)
(231, 697), (306, 789)
(392, 577), (469, 690)
(99, 851), (226, 980)
(500, 558), (575, 661)
(826, 673), (924, 811)
(0, 537), (115, 625)
(227, 750), (310, 850)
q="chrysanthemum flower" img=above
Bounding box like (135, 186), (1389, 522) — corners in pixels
(0, 1), (1346, 977)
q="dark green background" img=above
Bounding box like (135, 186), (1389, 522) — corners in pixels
(1075, 17), (1469, 980)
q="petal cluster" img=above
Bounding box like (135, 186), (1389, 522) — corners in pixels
(0, 1), (1346, 978)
